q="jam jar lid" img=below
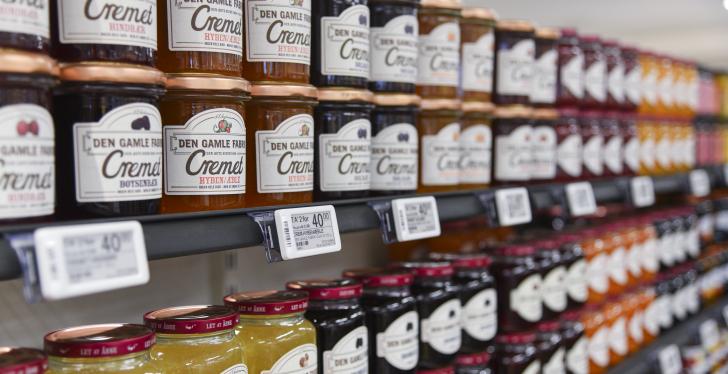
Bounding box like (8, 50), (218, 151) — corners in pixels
(496, 332), (536, 344)
(560, 28), (578, 37)
(460, 7), (496, 21)
(224, 290), (309, 315)
(579, 34), (601, 44)
(286, 279), (363, 300)
(536, 320), (561, 332)
(317, 88), (374, 102)
(420, 98), (462, 111)
(0, 347), (47, 373)
(165, 74), (251, 93)
(44, 324), (155, 358)
(416, 367), (455, 374)
(250, 83), (318, 99)
(560, 310), (582, 322)
(397, 261), (455, 278)
(420, 0), (461, 10)
(495, 19), (534, 32)
(493, 105), (533, 119)
(0, 49), (58, 76)
(59, 62), (165, 86)
(535, 27), (560, 40)
(532, 108), (559, 120)
(462, 101), (495, 113)
(144, 305), (239, 334)
(342, 268), (414, 287)
(372, 93), (421, 107)
(429, 252), (493, 269)
(456, 350), (491, 366)
(494, 244), (536, 256)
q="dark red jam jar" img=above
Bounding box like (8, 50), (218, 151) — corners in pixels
(602, 111), (623, 177)
(556, 234), (587, 310)
(621, 46), (641, 112)
(579, 110), (604, 179)
(580, 35), (606, 109)
(0, 347), (48, 373)
(554, 108), (582, 182)
(530, 108), (558, 182)
(536, 321), (564, 374)
(491, 245), (542, 332)
(492, 105), (532, 184)
(287, 279), (368, 374)
(533, 239), (567, 320)
(603, 40), (625, 110)
(368, 0), (418, 94)
(530, 28), (559, 107)
(455, 349), (493, 374)
(493, 332), (541, 374)
(54, 63), (165, 217)
(556, 28), (583, 108)
(0, 1), (49, 52)
(560, 311), (588, 374)
(493, 20), (534, 106)
(621, 112), (639, 176)
(397, 261), (462, 370)
(343, 268), (419, 373)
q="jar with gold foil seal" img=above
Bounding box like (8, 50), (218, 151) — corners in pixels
(417, 0), (462, 99)
(160, 74), (250, 213)
(246, 83), (317, 207)
(493, 20), (534, 106)
(460, 7), (496, 103)
(418, 98), (461, 193)
(0, 347), (48, 373)
(492, 105), (532, 184)
(530, 27), (559, 107)
(459, 101), (493, 189)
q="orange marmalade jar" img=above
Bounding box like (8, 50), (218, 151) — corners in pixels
(639, 287), (659, 345)
(417, 0), (462, 99)
(459, 7), (496, 103)
(622, 292), (644, 354)
(581, 229), (608, 305)
(638, 216), (659, 284)
(639, 52), (658, 115)
(582, 306), (609, 374)
(604, 299), (627, 366)
(603, 224), (628, 297)
(623, 219), (642, 288)
(418, 98), (462, 193)
(637, 115), (656, 175)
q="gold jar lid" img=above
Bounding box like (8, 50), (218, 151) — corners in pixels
(421, 0), (462, 10)
(420, 98), (462, 111)
(372, 94), (421, 106)
(493, 105), (533, 118)
(0, 49), (58, 76)
(461, 7), (496, 21)
(535, 27), (560, 40)
(317, 88), (373, 102)
(495, 19), (534, 32)
(462, 101), (495, 113)
(532, 108), (559, 120)
(165, 74), (251, 92)
(250, 82), (318, 98)
(60, 62), (165, 85)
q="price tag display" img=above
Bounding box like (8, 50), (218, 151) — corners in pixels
(700, 319), (720, 351)
(495, 187), (532, 226)
(690, 169), (711, 197)
(565, 182), (597, 217)
(391, 196), (441, 242)
(274, 205), (341, 260)
(631, 176), (656, 207)
(657, 344), (683, 374)
(34, 221), (149, 300)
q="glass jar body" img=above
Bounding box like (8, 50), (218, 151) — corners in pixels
(418, 109), (461, 193)
(491, 255), (542, 332)
(151, 330), (245, 372)
(47, 352), (161, 374)
(370, 104), (419, 195)
(368, 0), (418, 94)
(411, 278), (463, 369)
(417, 8), (461, 99)
(492, 116), (532, 184)
(459, 111), (492, 189)
(493, 29), (534, 106)
(460, 19), (494, 103)
(306, 299), (368, 374)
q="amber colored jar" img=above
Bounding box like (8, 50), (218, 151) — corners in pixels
(622, 220), (642, 288)
(603, 224), (628, 297)
(603, 40), (625, 110)
(602, 112), (623, 177)
(417, 0), (462, 99)
(54, 63), (165, 218)
(554, 108), (582, 182)
(0, 347), (48, 373)
(621, 293), (643, 354)
(0, 1), (49, 52)
(246, 83), (317, 207)
(314, 89), (374, 200)
(530, 108), (558, 182)
(603, 299), (627, 366)
(492, 105), (532, 184)
(530, 28), (559, 107)
(656, 54), (675, 116)
(638, 216), (659, 284)
(622, 46), (641, 112)
(491, 245), (542, 332)
(581, 35), (606, 109)
(639, 287), (659, 345)
(621, 113), (639, 176)
(242, 0), (311, 83)
(459, 102), (493, 189)
(637, 116), (656, 175)
(556, 28), (583, 108)
(493, 332), (541, 374)
(418, 98), (461, 193)
(460, 8), (496, 102)
(580, 110), (604, 179)
(160, 75), (250, 213)
(493, 20), (534, 106)
(639, 52), (659, 115)
(50, 1), (157, 66)
(582, 306), (609, 374)
(581, 229), (608, 305)
(368, 0), (418, 94)
(654, 119), (672, 174)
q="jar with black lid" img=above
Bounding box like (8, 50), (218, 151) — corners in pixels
(621, 113), (639, 176)
(560, 311), (588, 374)
(459, 102), (493, 189)
(493, 332), (541, 374)
(533, 239), (567, 320)
(460, 8), (496, 103)
(0, 1), (49, 52)
(556, 233), (587, 310)
(51, 0), (157, 66)
(0, 347), (48, 373)
(536, 321), (565, 374)
(368, 0), (418, 93)
(287, 279), (369, 374)
(621, 46), (641, 112)
(491, 245), (542, 332)
(312, 0), (370, 88)
(556, 29), (583, 108)
(417, 0), (461, 100)
(397, 261), (462, 370)
(455, 349), (493, 374)
(54, 63), (165, 217)
(602, 111), (623, 177)
(603, 40), (625, 110)
(492, 105), (532, 184)
(530, 108), (558, 182)
(580, 110), (604, 179)
(418, 98), (461, 193)
(343, 268), (419, 373)
(0, 50), (57, 222)
(530, 28), (559, 107)
(554, 108), (582, 182)
(493, 20), (534, 106)
(314, 89), (373, 201)
(581, 35), (606, 109)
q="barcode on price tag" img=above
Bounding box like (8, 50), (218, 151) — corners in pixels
(565, 182), (597, 217)
(700, 319), (720, 350)
(391, 196), (441, 241)
(690, 169), (711, 197)
(34, 221), (149, 300)
(495, 187), (532, 226)
(631, 176), (656, 207)
(657, 344), (683, 374)
(274, 205), (341, 260)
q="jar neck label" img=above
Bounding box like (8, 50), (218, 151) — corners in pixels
(376, 310), (419, 370)
(318, 119), (371, 192)
(370, 123), (418, 191)
(530, 49), (558, 104)
(370, 15), (418, 84)
(0, 0), (49, 39)
(256, 113), (314, 193)
(262, 343), (318, 374)
(420, 298), (462, 355)
(245, 0), (312, 64)
(417, 22), (460, 87)
(319, 5), (370, 79)
(421, 122), (460, 186)
(323, 325), (368, 373)
(461, 288), (497, 341)
(166, 0), (243, 55)
(496, 38), (535, 96)
(458, 124), (492, 184)
(462, 31), (494, 93)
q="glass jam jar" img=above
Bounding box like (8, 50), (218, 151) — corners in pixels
(638, 216), (659, 284)
(491, 245), (542, 332)
(557, 233), (587, 310)
(418, 98), (461, 193)
(368, 0), (418, 94)
(144, 305), (246, 373)
(314, 89), (373, 200)
(459, 102), (493, 189)
(602, 112), (623, 177)
(242, 0), (311, 83)
(581, 306), (609, 374)
(44, 324), (160, 374)
(580, 110), (604, 179)
(554, 108), (582, 182)
(603, 40), (625, 110)
(530, 108), (558, 182)
(621, 113), (639, 176)
(580, 35), (606, 109)
(560, 311), (588, 374)
(604, 298), (627, 366)
(603, 224), (628, 297)
(533, 239), (567, 320)
(0, 50), (56, 222)
(0, 1), (49, 52)
(622, 45), (641, 112)
(417, 0), (461, 100)
(311, 0), (369, 88)
(224, 290), (318, 374)
(556, 28), (583, 107)
(50, 0), (157, 66)
(639, 52), (658, 115)
(159, 75), (249, 213)
(397, 261), (462, 370)
(492, 105), (532, 184)
(622, 293), (644, 354)
(455, 349), (493, 374)
(460, 8), (495, 103)
(493, 332), (541, 374)
(536, 321), (564, 374)
(0, 347), (48, 373)
(493, 20), (534, 106)
(157, 0), (242, 75)
(287, 279), (368, 374)
(54, 63), (165, 218)
(581, 229), (608, 305)
(246, 83), (317, 207)
(530, 28), (558, 107)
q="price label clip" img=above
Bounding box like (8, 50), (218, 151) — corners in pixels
(689, 169), (711, 197)
(564, 182), (598, 217)
(494, 187), (533, 226)
(630, 176), (656, 208)
(369, 196), (441, 243)
(700, 319), (720, 351)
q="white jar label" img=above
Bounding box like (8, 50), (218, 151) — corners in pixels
(496, 39), (534, 96)
(672, 289), (687, 321)
(167, 0), (243, 55)
(603, 136), (623, 174)
(628, 310), (644, 344)
(566, 259), (588, 303)
(74, 103), (162, 202)
(639, 138), (655, 169)
(417, 22), (459, 87)
(608, 62), (625, 103)
(658, 236), (675, 267)
(608, 317), (628, 356)
(624, 65), (642, 106)
(627, 243), (642, 278)
(582, 135), (603, 175)
(256, 114), (314, 193)
(624, 137), (640, 173)
(557, 134), (583, 177)
(245, 0), (311, 64)
(58, 0), (157, 49)
(458, 124), (491, 184)
(566, 336), (588, 374)
(320, 5), (369, 78)
(494, 125), (531, 181)
(584, 60), (607, 102)
(163, 108), (245, 195)
(462, 288), (497, 341)
(561, 54), (584, 99)
(376, 310), (419, 370)
(318, 119), (370, 192)
(0, 0), (49, 38)
(655, 137), (671, 169)
(687, 228), (700, 258)
(686, 284), (700, 314)
(531, 49), (557, 104)
(643, 300), (660, 336)
(672, 232), (686, 263)
(262, 343), (318, 374)
(522, 361), (540, 374)
(587, 253), (608, 294)
(588, 327), (609, 368)
(462, 31), (494, 93)
(221, 364), (248, 374)
(530, 125), (557, 180)
(656, 295), (673, 329)
(370, 123), (417, 191)
(543, 347), (565, 374)
(542, 266), (567, 312)
(510, 273), (542, 322)
(420, 298), (462, 355)
(641, 238), (659, 273)
(421, 122), (459, 186)
(323, 326), (368, 374)
(369, 15), (418, 84)
(608, 246), (628, 285)
(0, 104), (54, 219)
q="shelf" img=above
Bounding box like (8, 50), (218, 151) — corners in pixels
(0, 166), (722, 281)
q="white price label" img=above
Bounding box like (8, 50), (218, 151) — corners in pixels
(565, 182), (597, 217)
(34, 221), (149, 300)
(391, 196), (441, 242)
(658, 344), (683, 374)
(700, 319), (720, 350)
(690, 169), (710, 197)
(631, 176), (655, 207)
(495, 187), (532, 226)
(274, 205), (342, 260)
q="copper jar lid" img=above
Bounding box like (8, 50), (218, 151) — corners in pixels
(495, 19), (534, 32)
(420, 98), (462, 111)
(461, 7), (496, 21)
(165, 74), (251, 92)
(493, 105), (533, 118)
(372, 94), (421, 106)
(532, 108), (559, 120)
(420, 0), (462, 10)
(462, 101), (495, 113)
(250, 82), (318, 99)
(317, 88), (373, 102)
(535, 27), (561, 40)
(0, 49), (58, 76)
(60, 62), (165, 86)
